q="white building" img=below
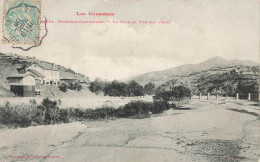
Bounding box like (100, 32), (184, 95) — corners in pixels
(6, 73), (36, 97)
(7, 73), (36, 86)
(26, 62), (59, 85)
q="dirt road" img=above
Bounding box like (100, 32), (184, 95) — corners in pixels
(1, 97), (259, 162)
(45, 98), (260, 162)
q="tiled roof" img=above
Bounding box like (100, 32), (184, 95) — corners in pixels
(34, 62), (59, 71)
(27, 69), (45, 78)
(60, 71), (77, 80)
(7, 73), (36, 79)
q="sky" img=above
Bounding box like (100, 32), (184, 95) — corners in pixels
(0, 0), (259, 80)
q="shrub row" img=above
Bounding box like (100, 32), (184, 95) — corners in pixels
(59, 82), (82, 92)
(60, 100), (170, 120)
(0, 99), (170, 128)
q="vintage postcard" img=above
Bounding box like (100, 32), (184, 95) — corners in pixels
(0, 0), (259, 161)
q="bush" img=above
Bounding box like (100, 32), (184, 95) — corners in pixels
(59, 83), (69, 92)
(154, 86), (191, 101)
(0, 103), (42, 128)
(143, 82), (156, 95)
(152, 100), (170, 113)
(117, 101), (152, 118)
(69, 82), (82, 91)
(60, 109), (70, 123)
(89, 79), (144, 97)
(89, 107), (116, 119)
(69, 108), (85, 119)
(41, 98), (60, 124)
(117, 100), (169, 118)
(0, 99), (170, 128)
(89, 79), (105, 94)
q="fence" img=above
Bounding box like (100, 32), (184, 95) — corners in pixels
(197, 93), (260, 101)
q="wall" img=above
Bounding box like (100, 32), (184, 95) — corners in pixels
(8, 78), (23, 85)
(10, 85), (35, 97)
(22, 75), (35, 85)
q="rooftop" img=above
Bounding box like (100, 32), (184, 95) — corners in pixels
(27, 69), (45, 78)
(60, 71), (77, 80)
(7, 73), (37, 79)
(33, 62), (59, 71)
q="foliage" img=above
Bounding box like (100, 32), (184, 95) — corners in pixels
(143, 82), (156, 95)
(69, 81), (82, 91)
(197, 72), (259, 96)
(89, 79), (144, 97)
(40, 98), (60, 124)
(236, 80), (259, 94)
(104, 80), (128, 96)
(0, 103), (42, 127)
(171, 86), (191, 100)
(117, 100), (169, 118)
(154, 86), (191, 101)
(0, 98), (170, 128)
(58, 83), (69, 92)
(127, 80), (144, 96)
(59, 81), (82, 92)
(89, 78), (105, 94)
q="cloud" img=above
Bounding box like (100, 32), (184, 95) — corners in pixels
(0, 0), (258, 80)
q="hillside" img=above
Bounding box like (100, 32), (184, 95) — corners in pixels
(131, 57), (259, 86)
(0, 53), (91, 97)
(195, 72), (259, 96)
(0, 53), (90, 87)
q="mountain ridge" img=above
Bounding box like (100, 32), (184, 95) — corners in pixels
(130, 57), (259, 85)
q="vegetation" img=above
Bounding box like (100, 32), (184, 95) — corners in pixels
(154, 85), (191, 101)
(143, 82), (156, 95)
(69, 82), (82, 91)
(89, 79), (144, 97)
(89, 78), (105, 94)
(197, 72), (259, 99)
(0, 98), (170, 128)
(58, 83), (69, 92)
(58, 81), (82, 92)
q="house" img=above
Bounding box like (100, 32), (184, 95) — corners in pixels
(59, 71), (78, 83)
(7, 73), (36, 97)
(26, 69), (45, 85)
(26, 62), (59, 85)
(78, 76), (90, 84)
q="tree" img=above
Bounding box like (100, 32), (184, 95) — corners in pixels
(69, 81), (82, 91)
(40, 98), (60, 124)
(104, 80), (126, 96)
(237, 80), (259, 94)
(89, 78), (105, 94)
(143, 82), (155, 95)
(171, 86), (191, 100)
(154, 85), (191, 101)
(127, 80), (144, 96)
(58, 83), (69, 92)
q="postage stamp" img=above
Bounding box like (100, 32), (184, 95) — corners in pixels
(2, 0), (41, 45)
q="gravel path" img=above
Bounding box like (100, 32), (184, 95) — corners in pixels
(47, 98), (260, 162)
(0, 98), (259, 162)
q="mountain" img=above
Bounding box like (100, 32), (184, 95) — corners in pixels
(130, 57), (259, 86)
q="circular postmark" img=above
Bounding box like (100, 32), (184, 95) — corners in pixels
(4, 3), (40, 44)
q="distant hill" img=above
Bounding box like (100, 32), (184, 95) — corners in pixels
(130, 57), (259, 86)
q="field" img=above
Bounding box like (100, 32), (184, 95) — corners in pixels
(0, 95), (153, 109)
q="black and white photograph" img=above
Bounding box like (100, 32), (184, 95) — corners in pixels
(0, 0), (259, 161)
